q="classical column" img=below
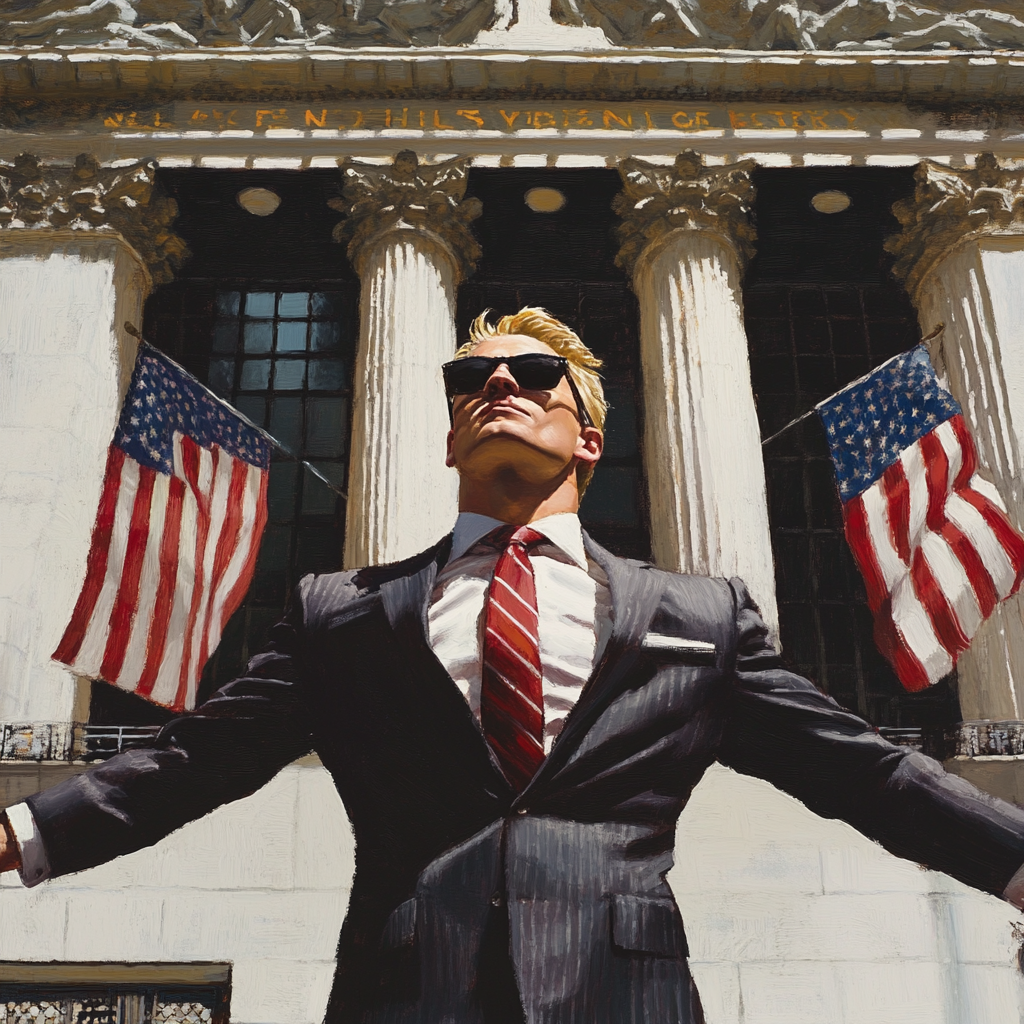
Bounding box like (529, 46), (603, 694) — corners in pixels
(332, 150), (481, 568)
(0, 153), (185, 731)
(614, 152), (778, 636)
(888, 154), (1024, 726)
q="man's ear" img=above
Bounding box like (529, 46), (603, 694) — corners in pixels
(445, 428), (456, 468)
(574, 426), (603, 466)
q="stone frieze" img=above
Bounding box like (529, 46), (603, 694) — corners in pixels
(2, 0), (1024, 49)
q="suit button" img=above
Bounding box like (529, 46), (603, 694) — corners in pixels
(491, 894), (503, 907)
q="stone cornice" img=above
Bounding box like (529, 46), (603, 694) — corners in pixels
(613, 150), (756, 276)
(0, 153), (187, 285)
(886, 153), (1024, 297)
(5, 48), (1024, 107)
(330, 150), (481, 280)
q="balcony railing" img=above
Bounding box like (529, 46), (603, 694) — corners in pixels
(0, 724), (162, 763)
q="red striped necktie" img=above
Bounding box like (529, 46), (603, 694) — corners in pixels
(481, 525), (546, 792)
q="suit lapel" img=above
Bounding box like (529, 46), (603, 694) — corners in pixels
(522, 534), (664, 796)
(379, 534), (515, 798)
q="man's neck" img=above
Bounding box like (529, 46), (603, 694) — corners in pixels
(457, 473), (580, 524)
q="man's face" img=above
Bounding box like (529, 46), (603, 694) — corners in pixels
(445, 335), (602, 487)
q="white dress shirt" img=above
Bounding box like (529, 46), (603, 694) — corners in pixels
(428, 511), (611, 754)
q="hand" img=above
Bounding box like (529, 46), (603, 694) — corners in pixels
(0, 814), (22, 873)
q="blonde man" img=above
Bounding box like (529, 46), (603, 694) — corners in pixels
(6, 307), (1024, 1024)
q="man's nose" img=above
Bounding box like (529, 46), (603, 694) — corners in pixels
(483, 363), (519, 397)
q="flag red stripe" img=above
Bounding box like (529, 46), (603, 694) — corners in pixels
(937, 519), (999, 619)
(134, 475), (185, 700)
(919, 431), (949, 533)
(949, 415), (977, 489)
(100, 465), (157, 682)
(910, 548), (971, 657)
(175, 441), (215, 711)
(842, 495), (889, 612)
(53, 447), (127, 666)
(960, 486), (1024, 592)
(217, 470), (269, 634)
(872, 599), (931, 692)
(197, 456), (249, 672)
(883, 461), (912, 564)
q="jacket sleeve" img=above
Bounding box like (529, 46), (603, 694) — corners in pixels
(26, 579), (315, 880)
(716, 578), (1024, 898)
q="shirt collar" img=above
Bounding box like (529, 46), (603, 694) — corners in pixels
(449, 511), (587, 569)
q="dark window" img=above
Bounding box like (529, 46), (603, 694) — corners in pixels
(90, 172), (356, 725)
(460, 169), (649, 560)
(746, 168), (960, 734)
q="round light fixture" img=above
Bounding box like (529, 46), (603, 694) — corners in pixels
(525, 187), (567, 213)
(811, 190), (851, 214)
(237, 187), (282, 217)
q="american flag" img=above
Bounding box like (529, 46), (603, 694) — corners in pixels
(53, 345), (272, 710)
(818, 346), (1024, 691)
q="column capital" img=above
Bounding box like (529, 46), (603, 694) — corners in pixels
(0, 153), (187, 286)
(613, 151), (757, 277)
(330, 150), (482, 282)
(887, 154), (1024, 298)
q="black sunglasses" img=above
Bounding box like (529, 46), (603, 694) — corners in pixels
(442, 353), (594, 427)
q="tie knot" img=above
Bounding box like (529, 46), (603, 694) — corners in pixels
(488, 524), (544, 551)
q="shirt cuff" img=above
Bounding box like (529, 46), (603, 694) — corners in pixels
(5, 802), (52, 887)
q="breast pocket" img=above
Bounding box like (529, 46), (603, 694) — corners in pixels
(609, 894), (688, 959)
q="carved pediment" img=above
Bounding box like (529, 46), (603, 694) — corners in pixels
(0, 0), (498, 48)
(2, 0), (1024, 48)
(551, 0), (1024, 51)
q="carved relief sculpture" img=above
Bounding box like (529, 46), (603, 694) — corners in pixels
(3, 0), (1024, 47)
(0, 0), (499, 48)
(0, 153), (187, 285)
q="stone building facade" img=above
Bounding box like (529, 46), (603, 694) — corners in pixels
(3, 2), (1024, 1021)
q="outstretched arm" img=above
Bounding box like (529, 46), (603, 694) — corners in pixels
(5, 580), (315, 883)
(717, 578), (1024, 899)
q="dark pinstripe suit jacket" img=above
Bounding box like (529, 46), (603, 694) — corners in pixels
(26, 533), (1024, 1023)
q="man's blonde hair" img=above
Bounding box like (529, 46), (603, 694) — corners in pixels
(454, 307), (607, 494)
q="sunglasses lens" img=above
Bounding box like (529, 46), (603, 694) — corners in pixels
(444, 355), (566, 395)
(444, 359), (491, 395)
(511, 356), (565, 390)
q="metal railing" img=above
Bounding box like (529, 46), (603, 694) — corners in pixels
(0, 723), (162, 763)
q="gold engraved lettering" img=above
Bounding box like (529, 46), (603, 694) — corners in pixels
(189, 110), (209, 124)
(396, 108), (409, 128)
(306, 108), (328, 128)
(151, 112), (171, 128)
(499, 110), (521, 128)
(645, 111), (656, 129)
(385, 108), (392, 128)
(728, 110), (747, 129)
(672, 111), (693, 129)
(766, 110), (788, 128)
(693, 111), (710, 127)
(807, 110), (830, 130)
(352, 110), (365, 129)
(418, 110), (425, 129)
(603, 110), (632, 130)
(837, 109), (857, 127)
(104, 113), (124, 127)
(433, 110), (455, 130)
(562, 109), (593, 127)
(256, 108), (288, 129)
(533, 111), (557, 129)
(457, 109), (484, 128)
(749, 112), (765, 128)
(525, 112), (532, 125)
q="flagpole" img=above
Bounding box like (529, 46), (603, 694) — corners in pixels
(124, 322), (348, 500)
(759, 323), (946, 449)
